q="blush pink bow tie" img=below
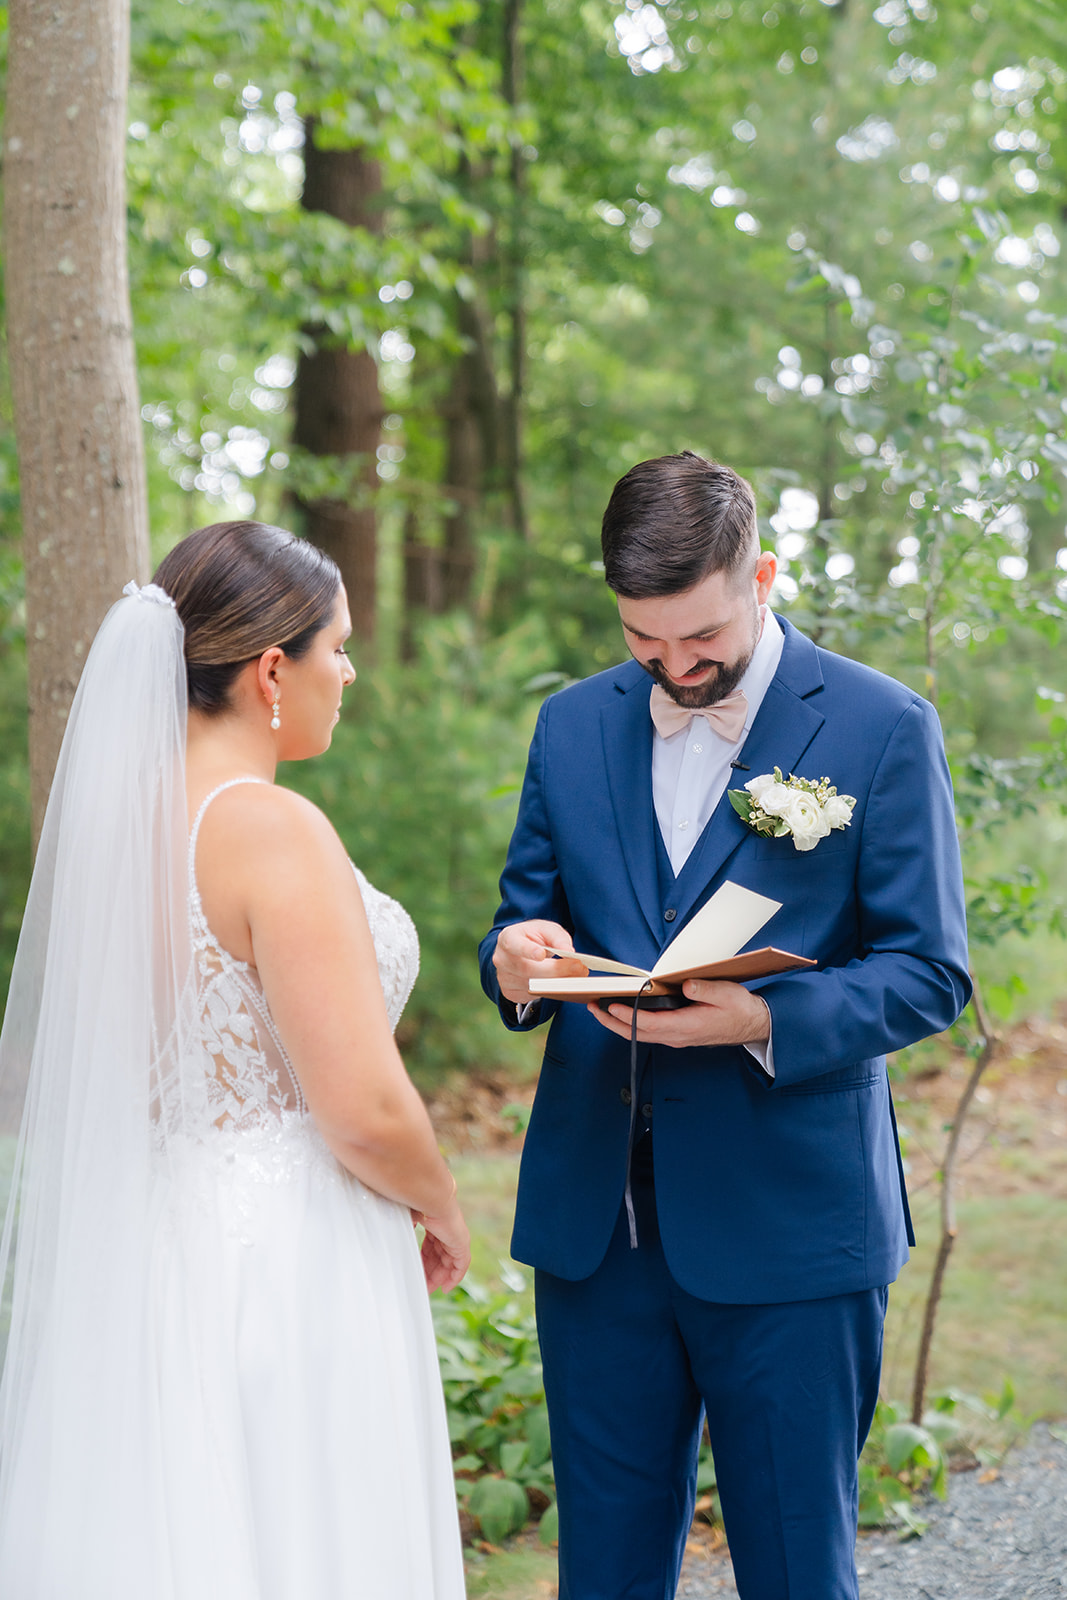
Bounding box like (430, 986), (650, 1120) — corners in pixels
(648, 684), (749, 743)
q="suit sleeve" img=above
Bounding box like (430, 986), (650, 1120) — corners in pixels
(748, 697), (972, 1087)
(478, 697), (567, 1032)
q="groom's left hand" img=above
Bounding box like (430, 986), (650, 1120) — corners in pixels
(589, 980), (771, 1049)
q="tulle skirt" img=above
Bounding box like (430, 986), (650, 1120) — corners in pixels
(0, 1118), (466, 1599)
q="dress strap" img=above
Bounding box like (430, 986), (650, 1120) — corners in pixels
(189, 777), (269, 861)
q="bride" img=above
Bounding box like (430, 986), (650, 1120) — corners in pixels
(0, 520), (469, 1597)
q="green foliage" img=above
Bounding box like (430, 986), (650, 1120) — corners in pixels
(433, 1269), (1035, 1551)
(0, 0), (1065, 1041)
(467, 1475), (531, 1546)
(499, 1102), (532, 1137)
(125, 0), (513, 544)
(536, 1499), (558, 1547)
(433, 1273), (556, 1544)
(858, 1381), (1034, 1535)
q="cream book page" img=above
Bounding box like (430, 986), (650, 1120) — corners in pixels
(544, 882), (781, 980)
(650, 881), (780, 977)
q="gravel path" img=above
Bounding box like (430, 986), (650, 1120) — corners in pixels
(678, 1424), (1067, 1598)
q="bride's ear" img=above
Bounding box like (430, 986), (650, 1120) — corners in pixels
(255, 645), (285, 711)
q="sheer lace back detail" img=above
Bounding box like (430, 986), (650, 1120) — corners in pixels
(184, 779), (420, 1147)
(188, 779), (306, 1136)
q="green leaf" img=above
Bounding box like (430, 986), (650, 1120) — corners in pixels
(538, 1500), (559, 1547)
(695, 1446), (718, 1493)
(922, 1413), (961, 1448)
(468, 1475), (530, 1545)
(884, 1422), (941, 1474)
(499, 1439), (529, 1477)
(728, 789), (752, 820)
(501, 1102), (532, 1136)
(989, 1378), (1016, 1420)
(524, 1403), (553, 1469)
(889, 1499), (929, 1538)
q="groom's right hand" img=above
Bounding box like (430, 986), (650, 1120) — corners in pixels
(493, 920), (588, 1005)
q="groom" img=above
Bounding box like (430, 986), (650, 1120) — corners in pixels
(479, 452), (971, 1600)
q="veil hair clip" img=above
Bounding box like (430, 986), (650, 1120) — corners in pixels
(123, 579), (176, 610)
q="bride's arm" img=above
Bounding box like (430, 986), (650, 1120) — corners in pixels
(198, 783), (468, 1288)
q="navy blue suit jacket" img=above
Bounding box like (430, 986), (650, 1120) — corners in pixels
(479, 617), (972, 1305)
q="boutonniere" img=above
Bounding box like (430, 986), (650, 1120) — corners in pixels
(728, 768), (856, 853)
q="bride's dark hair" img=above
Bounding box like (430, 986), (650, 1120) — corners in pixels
(153, 521), (341, 715)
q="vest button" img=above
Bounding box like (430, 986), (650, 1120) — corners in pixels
(641, 1103), (653, 1119)
(620, 1087), (632, 1106)
(664, 908), (677, 922)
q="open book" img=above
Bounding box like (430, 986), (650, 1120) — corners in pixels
(529, 881), (815, 1003)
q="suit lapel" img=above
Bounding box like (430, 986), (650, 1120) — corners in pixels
(600, 668), (662, 945)
(666, 620), (827, 934)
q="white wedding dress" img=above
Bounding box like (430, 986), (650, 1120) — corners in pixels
(0, 779), (466, 1599)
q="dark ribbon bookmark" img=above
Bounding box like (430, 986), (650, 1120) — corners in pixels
(623, 979), (654, 1250)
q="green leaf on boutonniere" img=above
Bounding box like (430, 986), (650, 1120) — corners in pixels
(728, 789), (753, 821)
(730, 788), (788, 838)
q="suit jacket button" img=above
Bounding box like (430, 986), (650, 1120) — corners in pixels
(664, 908), (677, 922)
(620, 1087), (632, 1106)
(641, 1103), (653, 1119)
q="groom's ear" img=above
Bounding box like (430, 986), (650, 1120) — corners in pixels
(754, 550), (777, 603)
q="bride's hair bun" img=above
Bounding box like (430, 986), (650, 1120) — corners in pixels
(153, 521), (341, 715)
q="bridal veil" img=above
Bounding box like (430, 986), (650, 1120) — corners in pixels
(0, 582), (199, 1585)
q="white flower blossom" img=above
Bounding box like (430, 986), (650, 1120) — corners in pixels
(730, 768), (856, 853)
(744, 772), (778, 803)
(749, 779), (794, 817)
(781, 792), (832, 850)
(822, 793), (856, 829)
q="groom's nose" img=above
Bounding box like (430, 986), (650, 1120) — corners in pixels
(661, 646), (712, 682)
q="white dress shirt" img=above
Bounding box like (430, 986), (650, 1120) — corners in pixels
(651, 607), (783, 1074)
(652, 607), (784, 873)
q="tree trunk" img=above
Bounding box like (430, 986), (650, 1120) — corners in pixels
(910, 978), (997, 1424)
(440, 290), (499, 609)
(501, 0), (530, 541)
(292, 124), (384, 646)
(438, 291), (489, 608)
(400, 508), (445, 661)
(5, 0), (150, 842)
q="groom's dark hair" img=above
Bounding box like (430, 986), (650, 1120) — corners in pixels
(600, 451), (758, 598)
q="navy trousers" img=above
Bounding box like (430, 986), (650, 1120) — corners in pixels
(535, 1147), (886, 1600)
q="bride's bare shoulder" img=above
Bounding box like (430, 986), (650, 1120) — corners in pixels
(194, 780), (347, 871)
(193, 783), (356, 967)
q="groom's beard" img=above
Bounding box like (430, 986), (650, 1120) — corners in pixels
(642, 605), (761, 709)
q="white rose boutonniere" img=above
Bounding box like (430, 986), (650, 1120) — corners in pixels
(728, 768), (856, 853)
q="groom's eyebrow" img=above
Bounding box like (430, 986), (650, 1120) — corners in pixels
(622, 619), (728, 641)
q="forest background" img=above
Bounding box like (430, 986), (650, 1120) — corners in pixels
(1, 0), (1066, 1577)
(4, 0), (1065, 1077)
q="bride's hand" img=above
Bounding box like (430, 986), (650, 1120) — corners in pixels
(413, 1198), (471, 1293)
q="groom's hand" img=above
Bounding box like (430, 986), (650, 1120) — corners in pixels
(590, 981), (771, 1049)
(493, 919), (588, 1005)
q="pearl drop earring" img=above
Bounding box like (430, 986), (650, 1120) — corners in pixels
(270, 693), (281, 731)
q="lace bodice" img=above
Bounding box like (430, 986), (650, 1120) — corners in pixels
(184, 778), (419, 1142)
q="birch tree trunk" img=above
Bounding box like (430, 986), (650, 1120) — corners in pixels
(5, 0), (150, 842)
(501, 0), (529, 542)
